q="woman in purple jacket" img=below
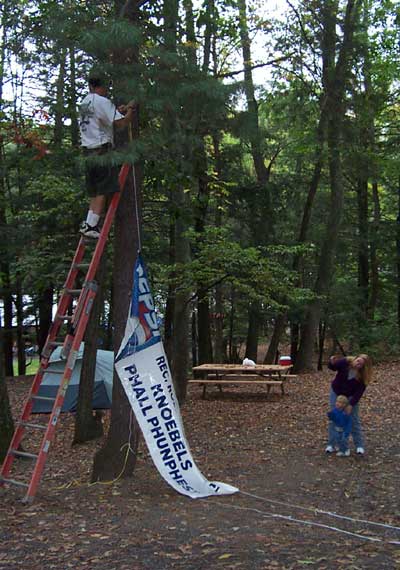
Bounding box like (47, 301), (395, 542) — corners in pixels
(325, 354), (372, 455)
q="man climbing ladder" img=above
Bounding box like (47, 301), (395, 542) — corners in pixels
(0, 67), (137, 500)
(0, 162), (131, 502)
(79, 69), (136, 238)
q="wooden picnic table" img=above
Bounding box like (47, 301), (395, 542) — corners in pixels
(189, 363), (294, 398)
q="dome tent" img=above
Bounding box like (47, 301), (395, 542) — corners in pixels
(33, 344), (113, 413)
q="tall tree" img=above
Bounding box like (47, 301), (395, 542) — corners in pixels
(92, 0), (142, 481)
(295, 0), (362, 371)
(237, 0), (274, 361)
(0, 318), (14, 460)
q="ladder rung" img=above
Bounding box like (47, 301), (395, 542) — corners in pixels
(73, 263), (90, 270)
(32, 395), (56, 402)
(40, 368), (64, 375)
(1, 190), (119, 503)
(19, 421), (47, 431)
(56, 314), (73, 321)
(0, 476), (29, 488)
(11, 450), (38, 460)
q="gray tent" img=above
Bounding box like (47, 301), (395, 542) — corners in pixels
(33, 344), (113, 413)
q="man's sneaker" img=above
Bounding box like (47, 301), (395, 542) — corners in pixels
(80, 222), (101, 239)
(356, 447), (365, 455)
(325, 445), (335, 454)
(337, 449), (350, 457)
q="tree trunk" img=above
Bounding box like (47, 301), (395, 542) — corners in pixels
(245, 301), (259, 362)
(0, 317), (14, 460)
(290, 321), (300, 363)
(171, 198), (191, 403)
(0, 8), (13, 379)
(212, 134), (225, 363)
(92, 161), (141, 482)
(369, 181), (380, 318)
(91, 0), (142, 482)
(160, 1), (177, 372)
(237, 0), (272, 231)
(228, 286), (235, 362)
(68, 47), (80, 148)
(356, 176), (369, 344)
(37, 285), (54, 354)
(317, 320), (326, 371)
(265, 87), (328, 359)
(295, 0), (361, 372)
(74, 254), (107, 444)
(184, 0), (213, 366)
(397, 176), (400, 341)
(15, 277), (26, 375)
(197, 292), (213, 364)
(296, 121), (346, 372)
(54, 49), (67, 146)
(201, 0), (214, 73)
(191, 309), (198, 368)
(214, 285), (225, 362)
(164, 210), (175, 365)
(2, 269), (13, 377)
(264, 313), (287, 364)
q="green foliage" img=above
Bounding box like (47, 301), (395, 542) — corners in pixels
(0, 0), (399, 365)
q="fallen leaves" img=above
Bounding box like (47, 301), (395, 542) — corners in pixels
(2, 363), (400, 569)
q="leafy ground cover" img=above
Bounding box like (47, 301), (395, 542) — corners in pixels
(1, 362), (400, 569)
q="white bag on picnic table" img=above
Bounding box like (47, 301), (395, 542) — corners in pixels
(242, 358), (256, 367)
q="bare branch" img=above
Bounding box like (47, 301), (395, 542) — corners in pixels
(217, 54), (296, 79)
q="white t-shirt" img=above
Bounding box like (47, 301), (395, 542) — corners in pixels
(79, 92), (123, 149)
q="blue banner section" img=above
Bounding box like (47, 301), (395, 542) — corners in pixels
(115, 255), (161, 362)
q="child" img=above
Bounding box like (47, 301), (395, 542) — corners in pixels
(327, 395), (352, 456)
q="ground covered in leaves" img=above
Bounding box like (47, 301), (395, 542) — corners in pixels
(1, 362), (400, 569)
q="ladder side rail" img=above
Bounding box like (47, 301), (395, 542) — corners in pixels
(67, 192), (120, 332)
(23, 287), (99, 502)
(0, 360), (50, 479)
(118, 162), (131, 190)
(24, 363), (75, 501)
(39, 244), (87, 362)
(82, 162), (130, 286)
(52, 241), (87, 324)
(1, 248), (87, 482)
(69, 162), (130, 326)
(2, 161), (131, 498)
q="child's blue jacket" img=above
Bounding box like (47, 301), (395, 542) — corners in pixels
(327, 408), (352, 437)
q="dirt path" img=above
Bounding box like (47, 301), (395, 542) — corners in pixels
(1, 363), (400, 569)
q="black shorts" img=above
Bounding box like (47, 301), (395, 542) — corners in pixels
(83, 145), (120, 198)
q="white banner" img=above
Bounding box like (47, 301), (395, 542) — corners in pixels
(115, 254), (238, 499)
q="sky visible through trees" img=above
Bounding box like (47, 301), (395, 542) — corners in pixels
(0, 0), (399, 378)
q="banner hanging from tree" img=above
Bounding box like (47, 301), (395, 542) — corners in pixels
(115, 254), (238, 499)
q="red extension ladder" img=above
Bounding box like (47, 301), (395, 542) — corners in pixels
(0, 163), (131, 503)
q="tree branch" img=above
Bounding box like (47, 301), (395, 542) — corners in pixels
(119, 0), (149, 19)
(217, 54), (295, 79)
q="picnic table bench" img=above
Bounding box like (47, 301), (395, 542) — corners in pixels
(189, 364), (295, 399)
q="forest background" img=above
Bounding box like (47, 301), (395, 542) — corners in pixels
(0, 0), (399, 470)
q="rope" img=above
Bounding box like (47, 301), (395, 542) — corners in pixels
(132, 163), (142, 253)
(54, 410), (137, 491)
(239, 490), (400, 532)
(215, 501), (400, 546)
(88, 408), (137, 487)
(86, 287), (141, 488)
